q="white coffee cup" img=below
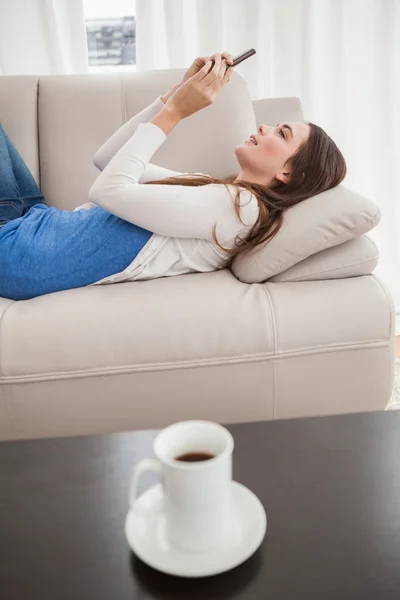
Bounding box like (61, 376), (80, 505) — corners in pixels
(129, 420), (235, 553)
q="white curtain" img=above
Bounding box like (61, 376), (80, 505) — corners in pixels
(0, 0), (89, 75)
(136, 0), (400, 329)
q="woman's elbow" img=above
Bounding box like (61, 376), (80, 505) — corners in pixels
(88, 182), (106, 208)
(92, 155), (104, 172)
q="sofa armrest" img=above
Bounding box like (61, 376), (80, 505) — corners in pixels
(252, 96), (304, 127)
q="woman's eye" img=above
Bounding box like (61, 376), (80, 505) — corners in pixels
(278, 128), (285, 139)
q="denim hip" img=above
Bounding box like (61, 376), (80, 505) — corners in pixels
(0, 204), (154, 300)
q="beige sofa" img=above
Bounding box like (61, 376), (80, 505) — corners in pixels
(0, 69), (395, 441)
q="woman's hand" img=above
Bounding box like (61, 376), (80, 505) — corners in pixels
(164, 55), (234, 120)
(161, 52), (234, 104)
(181, 51), (234, 84)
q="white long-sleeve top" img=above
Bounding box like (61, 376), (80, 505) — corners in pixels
(79, 95), (259, 285)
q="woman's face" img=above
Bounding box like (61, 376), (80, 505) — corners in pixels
(234, 122), (311, 186)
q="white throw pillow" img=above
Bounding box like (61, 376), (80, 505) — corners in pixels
(231, 185), (381, 283)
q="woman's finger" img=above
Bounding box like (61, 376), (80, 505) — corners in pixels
(210, 60), (233, 93)
(209, 53), (224, 70)
(204, 54), (221, 83)
(211, 51), (233, 66)
(212, 54), (221, 73)
(221, 51), (233, 65)
(195, 60), (213, 79)
(220, 57), (228, 78)
(217, 57), (231, 80)
(210, 52), (222, 63)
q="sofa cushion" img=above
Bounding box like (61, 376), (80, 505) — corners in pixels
(231, 185), (381, 283)
(269, 234), (379, 282)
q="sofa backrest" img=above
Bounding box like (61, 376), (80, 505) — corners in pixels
(0, 70), (302, 209)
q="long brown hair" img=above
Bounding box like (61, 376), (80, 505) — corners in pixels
(144, 122), (347, 269)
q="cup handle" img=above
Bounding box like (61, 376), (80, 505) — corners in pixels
(129, 458), (163, 517)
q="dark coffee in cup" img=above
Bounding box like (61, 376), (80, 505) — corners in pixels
(175, 452), (215, 462)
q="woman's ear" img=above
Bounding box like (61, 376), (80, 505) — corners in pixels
(275, 171), (290, 185)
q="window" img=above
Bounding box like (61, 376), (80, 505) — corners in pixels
(83, 0), (136, 73)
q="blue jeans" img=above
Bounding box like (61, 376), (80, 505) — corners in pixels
(0, 123), (154, 300)
(0, 122), (46, 226)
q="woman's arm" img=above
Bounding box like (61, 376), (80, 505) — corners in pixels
(92, 84), (181, 172)
(88, 120), (259, 244)
(148, 104), (181, 136)
(91, 85), (205, 184)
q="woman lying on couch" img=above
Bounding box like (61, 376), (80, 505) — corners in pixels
(0, 52), (346, 301)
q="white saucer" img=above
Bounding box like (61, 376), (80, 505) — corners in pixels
(124, 480), (267, 578)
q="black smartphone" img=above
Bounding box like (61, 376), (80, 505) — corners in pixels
(229, 48), (256, 67)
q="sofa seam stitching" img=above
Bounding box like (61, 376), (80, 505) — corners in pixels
(362, 274), (394, 406)
(369, 274), (393, 342)
(259, 283), (277, 419)
(0, 301), (20, 438)
(0, 341), (389, 384)
(0, 301), (16, 377)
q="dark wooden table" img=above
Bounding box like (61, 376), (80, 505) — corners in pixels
(1, 411), (400, 599)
